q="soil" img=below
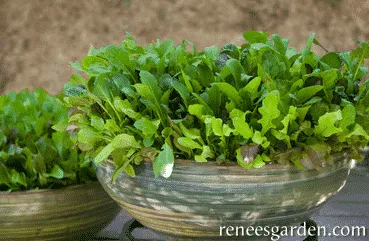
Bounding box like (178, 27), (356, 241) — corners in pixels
(1, 0), (369, 95)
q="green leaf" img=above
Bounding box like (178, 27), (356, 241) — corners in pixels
(124, 164), (136, 177)
(77, 127), (102, 149)
(221, 44), (239, 59)
(70, 61), (83, 71)
(252, 131), (270, 148)
(180, 70), (193, 93)
(134, 83), (156, 103)
(91, 115), (105, 131)
(104, 119), (121, 133)
(81, 56), (111, 74)
(197, 64), (214, 87)
(168, 77), (190, 107)
(134, 117), (159, 137)
(222, 124), (233, 137)
(233, 118), (253, 138)
(338, 124), (369, 142)
(188, 104), (212, 120)
(68, 73), (87, 86)
(179, 122), (202, 140)
(114, 98), (141, 120)
(226, 59), (243, 83)
(351, 41), (369, 80)
(230, 109), (253, 139)
(314, 110), (343, 137)
(191, 93), (213, 114)
(139, 70), (162, 99)
(296, 107), (311, 124)
(51, 121), (68, 132)
(242, 76), (261, 101)
(47, 165), (64, 179)
(134, 83), (163, 121)
(272, 34), (288, 55)
(302, 33), (315, 61)
(320, 52), (342, 69)
(211, 118), (223, 137)
(340, 104), (356, 130)
(105, 45), (130, 68)
(0, 163), (10, 186)
(0, 151), (9, 161)
(321, 70), (338, 101)
(258, 90), (281, 135)
(94, 76), (116, 102)
(10, 170), (27, 187)
(261, 50), (285, 79)
(194, 146), (214, 162)
(111, 164), (126, 183)
(94, 143), (115, 164)
(177, 137), (202, 149)
(271, 129), (291, 148)
(291, 156), (306, 171)
(252, 155), (265, 168)
(236, 147), (249, 168)
(243, 31), (269, 44)
(52, 132), (68, 157)
(153, 143), (174, 178)
(281, 106), (297, 134)
(214, 82), (242, 106)
(257, 63), (275, 91)
(204, 46), (219, 61)
(157, 39), (174, 56)
(295, 86), (324, 103)
(111, 134), (140, 149)
(32, 154), (46, 174)
(112, 73), (137, 99)
(305, 96), (322, 105)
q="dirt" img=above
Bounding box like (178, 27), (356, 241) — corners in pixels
(1, 0), (369, 95)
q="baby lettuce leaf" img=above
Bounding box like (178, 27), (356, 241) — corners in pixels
(153, 143), (174, 178)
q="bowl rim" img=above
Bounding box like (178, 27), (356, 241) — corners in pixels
(100, 152), (354, 175)
(102, 151), (351, 171)
(0, 181), (101, 196)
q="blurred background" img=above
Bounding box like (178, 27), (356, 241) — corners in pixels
(1, 0), (369, 95)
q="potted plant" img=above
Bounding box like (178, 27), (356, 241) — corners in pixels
(0, 88), (119, 241)
(63, 31), (369, 240)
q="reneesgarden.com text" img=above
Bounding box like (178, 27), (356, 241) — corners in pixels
(220, 222), (367, 241)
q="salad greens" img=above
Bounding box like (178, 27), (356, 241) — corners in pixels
(0, 89), (96, 191)
(63, 31), (369, 179)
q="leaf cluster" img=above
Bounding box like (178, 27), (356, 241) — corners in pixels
(63, 31), (369, 178)
(0, 89), (96, 191)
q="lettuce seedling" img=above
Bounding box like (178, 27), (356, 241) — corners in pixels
(0, 89), (96, 191)
(63, 31), (369, 179)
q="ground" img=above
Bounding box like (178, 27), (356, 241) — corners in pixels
(1, 0), (369, 94)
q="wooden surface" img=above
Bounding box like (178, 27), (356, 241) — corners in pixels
(95, 163), (369, 241)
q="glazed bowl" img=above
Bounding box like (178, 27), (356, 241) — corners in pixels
(96, 153), (353, 240)
(0, 182), (120, 241)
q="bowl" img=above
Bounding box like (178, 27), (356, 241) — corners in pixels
(0, 182), (120, 241)
(96, 153), (352, 240)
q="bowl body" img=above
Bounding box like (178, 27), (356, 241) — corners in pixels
(0, 182), (120, 241)
(96, 154), (352, 240)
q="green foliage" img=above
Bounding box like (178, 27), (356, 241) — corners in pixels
(0, 89), (96, 191)
(63, 31), (369, 178)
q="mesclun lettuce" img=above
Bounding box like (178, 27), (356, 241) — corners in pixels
(0, 89), (96, 191)
(63, 31), (369, 179)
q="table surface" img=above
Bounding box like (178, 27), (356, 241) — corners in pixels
(94, 163), (369, 241)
